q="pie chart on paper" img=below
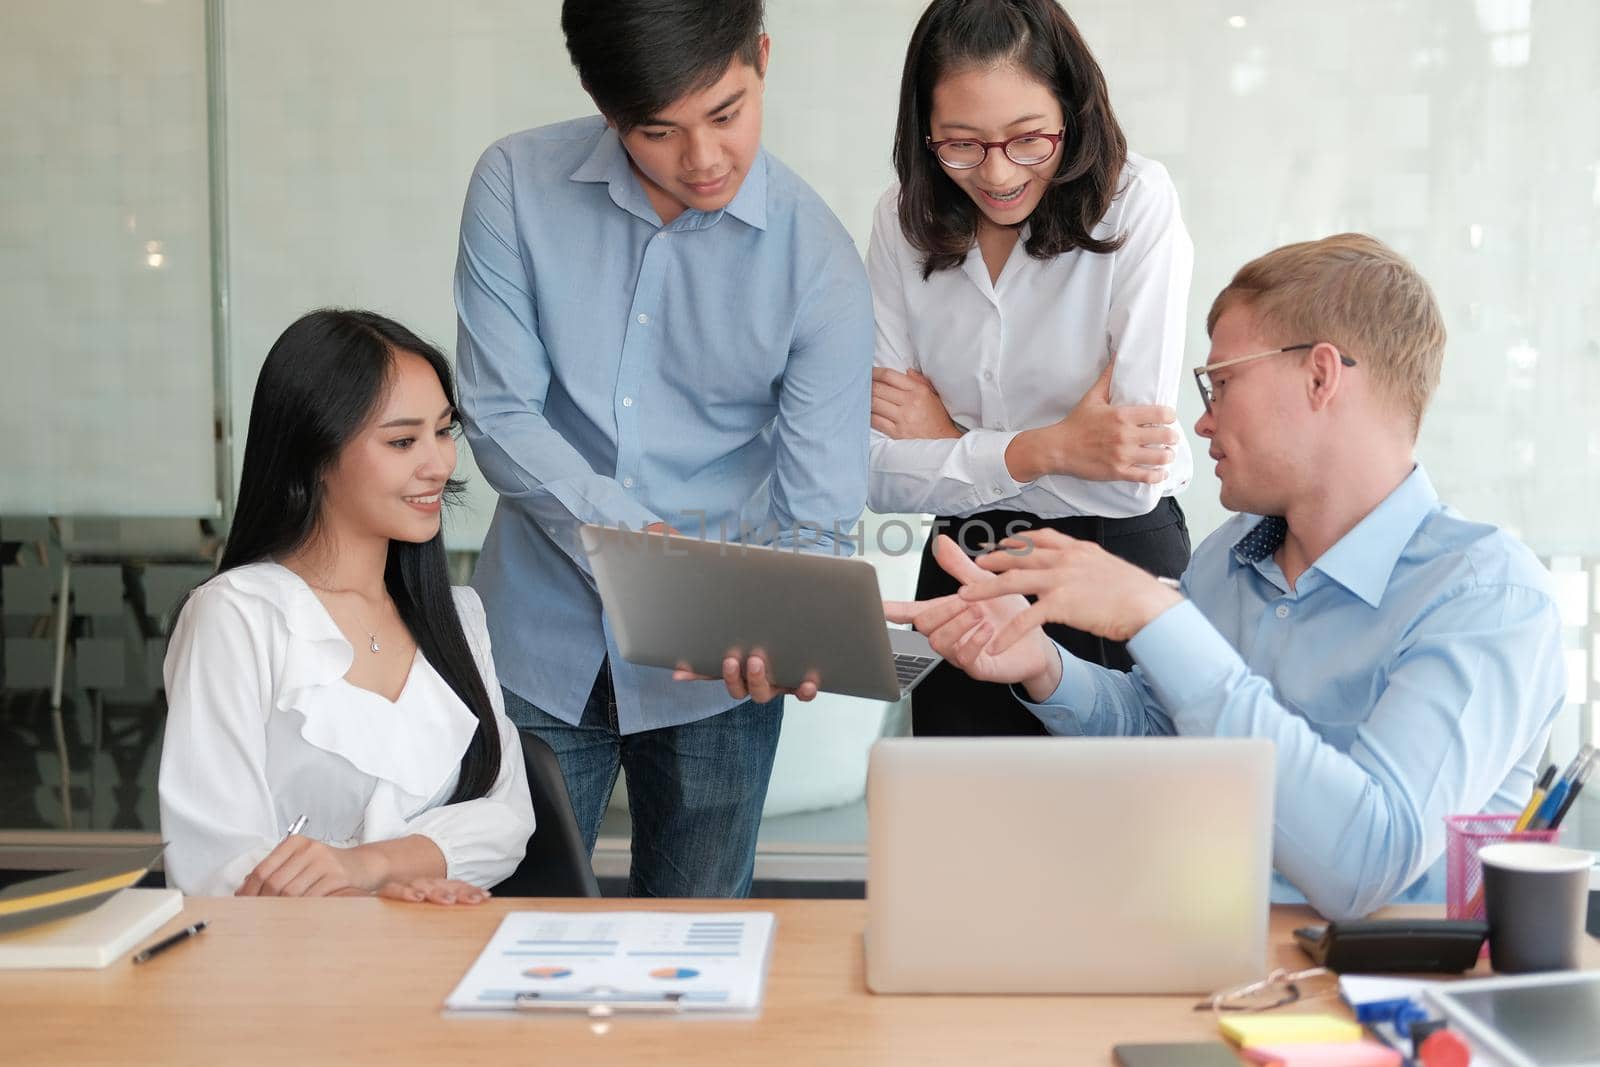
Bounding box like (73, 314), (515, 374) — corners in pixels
(649, 967), (700, 980)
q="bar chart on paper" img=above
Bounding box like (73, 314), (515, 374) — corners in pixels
(443, 912), (776, 1015)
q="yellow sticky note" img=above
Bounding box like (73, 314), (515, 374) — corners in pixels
(1218, 1014), (1364, 1048)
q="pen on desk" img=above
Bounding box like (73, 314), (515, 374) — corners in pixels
(132, 920), (207, 965)
(1514, 763), (1559, 831)
(1548, 750), (1595, 831)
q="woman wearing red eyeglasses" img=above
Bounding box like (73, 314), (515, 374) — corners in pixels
(868, 0), (1194, 736)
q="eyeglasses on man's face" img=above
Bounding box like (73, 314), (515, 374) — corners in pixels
(1192, 342), (1358, 414)
(924, 130), (1066, 169)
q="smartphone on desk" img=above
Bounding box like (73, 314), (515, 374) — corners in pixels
(1112, 1041), (1242, 1067)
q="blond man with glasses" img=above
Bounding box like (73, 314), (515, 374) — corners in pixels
(888, 233), (1567, 920)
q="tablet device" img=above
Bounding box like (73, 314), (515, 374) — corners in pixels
(582, 524), (941, 700)
(1427, 970), (1600, 1067)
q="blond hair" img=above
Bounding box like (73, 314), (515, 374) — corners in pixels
(1207, 234), (1446, 435)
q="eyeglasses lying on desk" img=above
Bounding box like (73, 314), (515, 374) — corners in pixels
(1194, 967), (1337, 1013)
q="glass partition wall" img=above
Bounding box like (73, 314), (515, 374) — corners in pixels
(4, 0), (1598, 877)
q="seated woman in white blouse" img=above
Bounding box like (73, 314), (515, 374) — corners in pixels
(159, 308), (534, 900)
(868, 0), (1194, 736)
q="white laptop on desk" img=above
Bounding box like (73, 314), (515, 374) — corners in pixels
(864, 737), (1275, 995)
(581, 524), (941, 701)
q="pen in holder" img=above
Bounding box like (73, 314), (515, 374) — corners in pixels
(1444, 813), (1560, 924)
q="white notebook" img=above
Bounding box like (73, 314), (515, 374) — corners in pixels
(0, 888), (183, 969)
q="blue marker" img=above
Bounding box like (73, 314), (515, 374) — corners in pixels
(1354, 997), (1428, 1035)
(1529, 780), (1570, 830)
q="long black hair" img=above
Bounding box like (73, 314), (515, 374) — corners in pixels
(217, 308), (501, 803)
(894, 0), (1128, 278)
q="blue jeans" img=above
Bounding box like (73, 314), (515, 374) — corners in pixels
(502, 664), (784, 898)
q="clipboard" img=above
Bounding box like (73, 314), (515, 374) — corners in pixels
(443, 911), (777, 1018)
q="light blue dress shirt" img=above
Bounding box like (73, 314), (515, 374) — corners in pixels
(1022, 465), (1566, 919)
(454, 116), (873, 733)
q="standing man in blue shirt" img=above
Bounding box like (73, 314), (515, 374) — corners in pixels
(453, 0), (872, 897)
(888, 234), (1566, 920)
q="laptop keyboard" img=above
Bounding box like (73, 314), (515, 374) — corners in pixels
(893, 653), (939, 686)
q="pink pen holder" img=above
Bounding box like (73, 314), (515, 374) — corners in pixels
(1445, 813), (1560, 922)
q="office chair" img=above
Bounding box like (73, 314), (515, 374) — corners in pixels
(492, 731), (602, 897)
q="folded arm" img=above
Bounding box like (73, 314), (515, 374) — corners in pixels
(863, 181), (1188, 519)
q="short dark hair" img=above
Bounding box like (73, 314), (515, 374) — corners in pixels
(561, 0), (766, 131)
(894, 0), (1128, 278)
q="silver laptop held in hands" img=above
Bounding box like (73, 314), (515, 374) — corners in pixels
(865, 737), (1276, 994)
(581, 524), (942, 701)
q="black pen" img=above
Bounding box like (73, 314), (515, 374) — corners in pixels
(132, 920), (208, 965)
(1548, 751), (1596, 830)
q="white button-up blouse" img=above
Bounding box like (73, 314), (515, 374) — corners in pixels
(158, 562), (534, 896)
(866, 152), (1195, 520)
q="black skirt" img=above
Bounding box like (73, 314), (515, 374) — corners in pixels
(910, 496), (1191, 736)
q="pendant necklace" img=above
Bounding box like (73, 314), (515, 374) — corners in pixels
(306, 581), (385, 654)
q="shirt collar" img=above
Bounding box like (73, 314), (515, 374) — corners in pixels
(569, 126), (654, 223)
(1311, 464), (1438, 607)
(569, 125), (769, 232)
(1229, 465), (1438, 608)
(1231, 515), (1288, 566)
(958, 221), (1032, 301)
(721, 149), (768, 230)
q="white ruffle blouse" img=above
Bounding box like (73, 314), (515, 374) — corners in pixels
(157, 562), (534, 896)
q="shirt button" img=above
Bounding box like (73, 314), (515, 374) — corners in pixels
(1275, 604), (1290, 619)
(622, 396), (634, 407)
(984, 370), (995, 382)
(655, 233), (668, 241)
(622, 477), (634, 488)
(637, 313), (649, 325)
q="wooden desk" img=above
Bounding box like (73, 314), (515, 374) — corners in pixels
(6, 898), (1593, 1066)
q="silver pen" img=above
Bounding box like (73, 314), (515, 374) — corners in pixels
(285, 814), (308, 838)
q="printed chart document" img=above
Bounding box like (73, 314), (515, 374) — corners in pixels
(444, 911), (777, 1017)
